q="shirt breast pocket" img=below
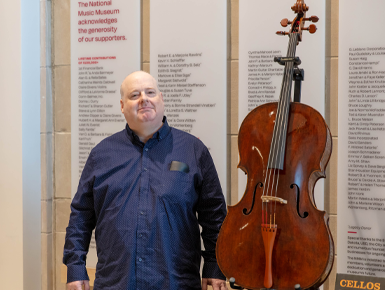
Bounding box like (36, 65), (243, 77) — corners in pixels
(158, 170), (193, 204)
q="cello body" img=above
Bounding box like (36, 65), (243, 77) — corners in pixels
(216, 2), (335, 288)
(216, 102), (334, 289)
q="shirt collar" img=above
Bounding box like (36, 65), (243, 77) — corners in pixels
(125, 116), (171, 145)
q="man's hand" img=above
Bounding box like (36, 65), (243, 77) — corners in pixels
(202, 278), (228, 290)
(67, 280), (90, 290)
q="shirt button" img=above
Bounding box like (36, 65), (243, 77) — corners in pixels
(138, 258), (142, 262)
(139, 234), (142, 237)
(140, 211), (144, 215)
(144, 168), (147, 171)
(144, 148), (148, 151)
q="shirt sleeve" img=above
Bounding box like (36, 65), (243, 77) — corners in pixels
(63, 151), (97, 283)
(196, 146), (227, 280)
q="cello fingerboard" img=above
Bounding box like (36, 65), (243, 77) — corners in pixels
(267, 33), (298, 170)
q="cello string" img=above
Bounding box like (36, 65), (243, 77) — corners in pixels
(273, 33), (297, 217)
(267, 32), (294, 184)
(275, 33), (296, 173)
(262, 73), (287, 223)
(273, 33), (295, 172)
(265, 30), (293, 174)
(276, 33), (297, 182)
(262, 33), (297, 225)
(263, 47), (289, 222)
(269, 46), (288, 218)
(271, 39), (291, 215)
(271, 34), (295, 181)
(273, 34), (296, 181)
(275, 33), (297, 209)
(264, 33), (294, 221)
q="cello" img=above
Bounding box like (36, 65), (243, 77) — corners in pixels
(216, 1), (334, 289)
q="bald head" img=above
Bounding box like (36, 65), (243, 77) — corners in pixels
(119, 71), (165, 143)
(120, 71), (160, 99)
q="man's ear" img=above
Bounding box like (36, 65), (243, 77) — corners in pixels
(120, 98), (124, 113)
(160, 92), (163, 100)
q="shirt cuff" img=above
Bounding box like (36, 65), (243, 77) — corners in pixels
(202, 261), (227, 280)
(66, 264), (90, 283)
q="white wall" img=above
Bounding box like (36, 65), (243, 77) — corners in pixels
(0, 0), (41, 288)
(0, 1), (24, 288)
(21, 0), (41, 288)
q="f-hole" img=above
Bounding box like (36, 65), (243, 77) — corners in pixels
(291, 183), (308, 218)
(243, 182), (263, 215)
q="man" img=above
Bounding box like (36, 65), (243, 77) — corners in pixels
(64, 71), (228, 290)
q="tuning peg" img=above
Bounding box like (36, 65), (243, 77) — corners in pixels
(303, 16), (319, 23)
(303, 24), (317, 34)
(276, 31), (290, 36)
(280, 18), (292, 27)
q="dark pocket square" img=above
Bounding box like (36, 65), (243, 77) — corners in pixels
(170, 161), (189, 173)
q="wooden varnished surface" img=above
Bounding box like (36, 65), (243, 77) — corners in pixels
(216, 102), (334, 290)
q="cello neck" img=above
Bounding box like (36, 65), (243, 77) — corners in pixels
(267, 33), (299, 170)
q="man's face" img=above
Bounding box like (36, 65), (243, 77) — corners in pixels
(120, 72), (164, 131)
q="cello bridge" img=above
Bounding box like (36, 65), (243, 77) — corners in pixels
(261, 196), (287, 204)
